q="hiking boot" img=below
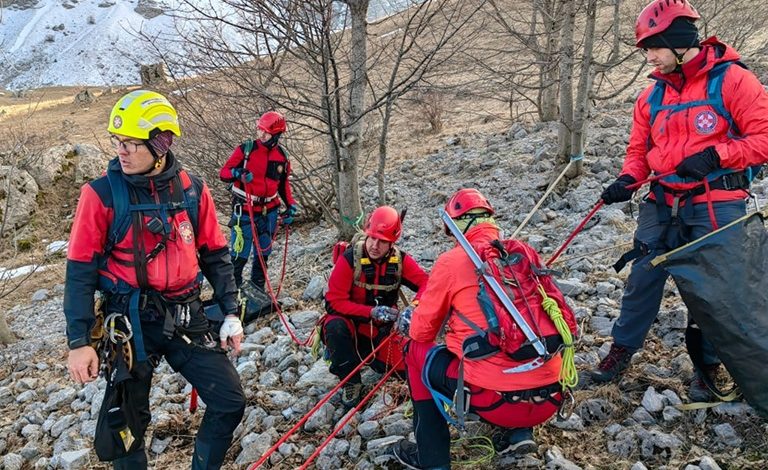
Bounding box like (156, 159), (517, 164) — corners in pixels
(688, 364), (721, 403)
(341, 382), (363, 409)
(590, 344), (635, 383)
(492, 427), (538, 456)
(393, 440), (451, 470)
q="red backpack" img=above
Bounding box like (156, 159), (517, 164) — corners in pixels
(461, 238), (578, 362)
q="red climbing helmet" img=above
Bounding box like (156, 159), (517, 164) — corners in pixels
(635, 0), (700, 47)
(257, 111), (287, 135)
(444, 188), (494, 219)
(364, 206), (402, 243)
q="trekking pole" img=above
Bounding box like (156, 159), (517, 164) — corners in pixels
(297, 358), (404, 470)
(441, 210), (548, 362)
(512, 157), (577, 239)
(546, 171), (675, 267)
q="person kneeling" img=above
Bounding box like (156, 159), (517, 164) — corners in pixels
(394, 189), (578, 470)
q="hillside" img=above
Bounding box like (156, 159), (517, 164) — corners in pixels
(1, 0), (768, 469)
(0, 98), (767, 469)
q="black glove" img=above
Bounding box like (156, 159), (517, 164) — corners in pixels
(675, 147), (721, 180)
(601, 175), (637, 204)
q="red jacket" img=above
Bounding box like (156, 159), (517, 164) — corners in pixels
(219, 140), (295, 211)
(325, 242), (428, 321)
(64, 154), (238, 349)
(409, 224), (562, 391)
(622, 37), (768, 204)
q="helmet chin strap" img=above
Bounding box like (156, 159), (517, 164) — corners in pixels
(658, 35), (698, 72)
(138, 143), (165, 175)
(261, 133), (281, 149)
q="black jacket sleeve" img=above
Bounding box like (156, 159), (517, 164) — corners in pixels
(63, 259), (100, 349)
(198, 246), (239, 316)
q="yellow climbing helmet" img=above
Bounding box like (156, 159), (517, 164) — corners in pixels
(107, 90), (181, 140)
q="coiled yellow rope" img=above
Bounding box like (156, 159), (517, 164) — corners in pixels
(232, 223), (245, 255)
(538, 285), (578, 389)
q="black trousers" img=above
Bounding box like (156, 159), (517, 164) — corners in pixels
(111, 319), (245, 470)
(323, 317), (395, 383)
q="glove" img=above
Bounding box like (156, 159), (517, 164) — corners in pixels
(601, 174), (637, 204)
(370, 305), (399, 323)
(231, 168), (253, 183)
(675, 147), (720, 180)
(280, 204), (297, 225)
(219, 315), (243, 353)
(396, 305), (415, 336)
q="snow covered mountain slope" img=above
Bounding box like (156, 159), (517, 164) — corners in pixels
(0, 0), (413, 90)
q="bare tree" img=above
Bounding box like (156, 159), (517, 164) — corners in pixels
(144, 0), (485, 238)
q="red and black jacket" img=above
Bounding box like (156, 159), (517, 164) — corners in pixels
(325, 242), (428, 322)
(219, 140), (296, 211)
(63, 153), (238, 350)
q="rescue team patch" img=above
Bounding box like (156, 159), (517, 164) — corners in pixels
(113, 115), (123, 129)
(178, 221), (194, 244)
(694, 110), (717, 135)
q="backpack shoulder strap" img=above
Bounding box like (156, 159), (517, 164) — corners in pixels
(240, 139), (255, 167)
(105, 168), (131, 255)
(706, 60), (746, 136)
(647, 81), (667, 127)
(179, 170), (201, 235)
(276, 144), (289, 160)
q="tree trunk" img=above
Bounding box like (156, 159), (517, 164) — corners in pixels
(0, 312), (15, 345)
(557, 0), (575, 164)
(540, 0), (560, 122)
(337, 0), (368, 239)
(378, 100), (393, 206)
(568, 0), (597, 178)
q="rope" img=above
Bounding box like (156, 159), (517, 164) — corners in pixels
(512, 158), (575, 239)
(297, 358), (404, 470)
(538, 285), (578, 389)
(247, 334), (397, 470)
(342, 211), (365, 229)
(232, 224), (245, 255)
(241, 190), (314, 347)
(451, 435), (496, 466)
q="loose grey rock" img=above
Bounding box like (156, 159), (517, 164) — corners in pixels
(641, 387), (665, 413)
(713, 423), (742, 447)
(301, 276), (326, 300)
(59, 448), (91, 470)
(3, 453), (23, 470)
(357, 420), (380, 440)
(697, 455), (723, 470)
(32, 289), (50, 302)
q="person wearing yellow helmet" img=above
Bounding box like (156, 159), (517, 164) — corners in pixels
(106, 89), (181, 175)
(64, 90), (245, 469)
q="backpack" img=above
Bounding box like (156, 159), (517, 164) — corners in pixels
(647, 60), (763, 183)
(460, 238), (578, 363)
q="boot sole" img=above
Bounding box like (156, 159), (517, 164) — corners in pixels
(497, 439), (538, 456)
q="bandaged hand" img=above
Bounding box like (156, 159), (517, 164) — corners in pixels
(219, 315), (243, 354)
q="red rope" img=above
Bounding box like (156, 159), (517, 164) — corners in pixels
(247, 334), (397, 470)
(546, 172), (675, 266)
(241, 191), (314, 346)
(297, 358), (404, 470)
